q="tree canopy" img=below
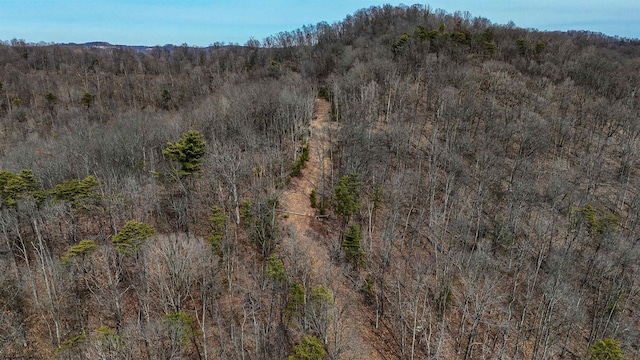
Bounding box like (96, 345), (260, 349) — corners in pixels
(163, 130), (206, 177)
(590, 338), (624, 360)
(111, 220), (155, 255)
(332, 173), (363, 221)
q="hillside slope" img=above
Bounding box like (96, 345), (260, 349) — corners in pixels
(0, 4), (639, 359)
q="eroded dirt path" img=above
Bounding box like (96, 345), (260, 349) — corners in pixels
(279, 99), (332, 277)
(278, 99), (385, 359)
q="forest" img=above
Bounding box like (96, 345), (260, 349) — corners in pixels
(0, 4), (639, 359)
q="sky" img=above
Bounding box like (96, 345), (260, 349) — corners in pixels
(0, 1), (638, 46)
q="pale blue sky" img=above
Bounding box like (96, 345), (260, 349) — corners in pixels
(0, 1), (637, 46)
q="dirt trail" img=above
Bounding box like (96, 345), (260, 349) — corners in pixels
(279, 99), (385, 359)
(278, 99), (332, 277)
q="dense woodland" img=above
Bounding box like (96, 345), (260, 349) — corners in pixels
(1, 4), (640, 359)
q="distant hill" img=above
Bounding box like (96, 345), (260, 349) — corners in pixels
(58, 41), (163, 53)
(51, 41), (249, 54)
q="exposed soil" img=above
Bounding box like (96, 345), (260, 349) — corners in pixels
(279, 99), (332, 276)
(278, 99), (387, 359)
